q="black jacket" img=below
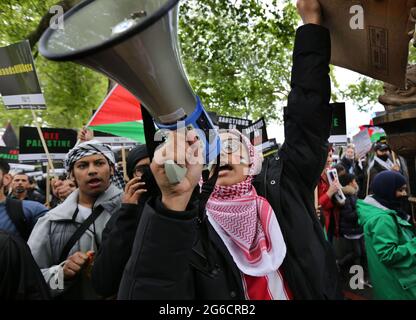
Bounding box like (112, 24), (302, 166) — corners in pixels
(338, 186), (363, 236)
(0, 231), (50, 300)
(117, 24), (341, 300)
(91, 202), (144, 298)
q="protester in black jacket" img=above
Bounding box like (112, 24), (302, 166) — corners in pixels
(338, 175), (362, 237)
(91, 145), (159, 298)
(0, 230), (50, 300)
(118, 0), (341, 300)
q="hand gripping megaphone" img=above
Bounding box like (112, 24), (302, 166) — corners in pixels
(39, 0), (220, 183)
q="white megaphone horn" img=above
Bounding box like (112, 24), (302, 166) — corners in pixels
(39, 0), (220, 184)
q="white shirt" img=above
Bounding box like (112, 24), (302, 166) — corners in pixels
(77, 204), (92, 221)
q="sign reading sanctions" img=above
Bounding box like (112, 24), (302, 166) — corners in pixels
(19, 127), (77, 162)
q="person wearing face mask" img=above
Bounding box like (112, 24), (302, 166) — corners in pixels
(91, 144), (160, 298)
(357, 171), (415, 300)
(367, 143), (400, 195)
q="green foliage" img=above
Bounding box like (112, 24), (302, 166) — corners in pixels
(340, 77), (383, 112)
(0, 0), (108, 129)
(179, 0), (298, 123)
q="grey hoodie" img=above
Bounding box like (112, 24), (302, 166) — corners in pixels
(28, 184), (122, 299)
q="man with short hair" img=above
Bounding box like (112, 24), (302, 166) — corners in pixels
(28, 140), (122, 299)
(0, 160), (48, 240)
(10, 173), (31, 200)
(367, 142), (400, 194)
(10, 173), (46, 204)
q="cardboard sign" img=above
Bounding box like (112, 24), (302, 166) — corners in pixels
(0, 40), (46, 109)
(0, 147), (19, 163)
(319, 0), (416, 87)
(217, 115), (253, 132)
(242, 118), (269, 149)
(19, 127), (77, 162)
(329, 102), (347, 144)
(353, 128), (373, 158)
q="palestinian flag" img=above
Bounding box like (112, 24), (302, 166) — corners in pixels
(359, 123), (386, 143)
(88, 85), (145, 143)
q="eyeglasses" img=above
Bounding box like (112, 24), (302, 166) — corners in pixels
(133, 165), (148, 176)
(221, 138), (242, 154)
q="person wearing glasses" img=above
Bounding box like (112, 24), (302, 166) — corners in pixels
(117, 0), (341, 300)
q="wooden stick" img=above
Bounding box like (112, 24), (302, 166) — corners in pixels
(392, 150), (400, 168)
(45, 161), (51, 208)
(31, 108), (55, 172)
(314, 187), (319, 211)
(121, 145), (128, 182)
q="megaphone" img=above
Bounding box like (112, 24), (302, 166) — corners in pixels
(39, 0), (220, 183)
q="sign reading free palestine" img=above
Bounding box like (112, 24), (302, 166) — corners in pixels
(19, 127), (77, 162)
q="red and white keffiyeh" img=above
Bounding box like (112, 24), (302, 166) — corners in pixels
(206, 130), (290, 300)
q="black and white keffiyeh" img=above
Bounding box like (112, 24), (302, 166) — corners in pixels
(64, 140), (125, 190)
(65, 140), (116, 171)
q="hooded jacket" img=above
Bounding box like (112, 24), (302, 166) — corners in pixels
(28, 184), (122, 299)
(357, 196), (416, 300)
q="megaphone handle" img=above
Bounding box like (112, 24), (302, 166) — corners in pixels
(164, 160), (188, 184)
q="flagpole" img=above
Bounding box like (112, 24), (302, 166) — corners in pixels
(31, 108), (55, 172)
(121, 144), (128, 182)
(75, 85), (119, 146)
(45, 161), (51, 208)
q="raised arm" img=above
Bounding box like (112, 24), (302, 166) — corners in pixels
(280, 0), (332, 190)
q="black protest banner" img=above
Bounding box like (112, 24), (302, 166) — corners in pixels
(262, 138), (280, 158)
(0, 147), (19, 163)
(217, 115), (253, 132)
(242, 118), (269, 149)
(0, 40), (46, 110)
(2, 122), (19, 148)
(19, 127), (77, 162)
(329, 102), (347, 144)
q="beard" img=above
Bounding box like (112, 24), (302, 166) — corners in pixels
(378, 154), (389, 161)
(15, 186), (26, 194)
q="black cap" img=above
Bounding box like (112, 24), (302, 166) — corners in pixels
(374, 143), (390, 152)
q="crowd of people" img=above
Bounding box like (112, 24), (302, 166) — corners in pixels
(0, 0), (415, 301)
(318, 141), (415, 299)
